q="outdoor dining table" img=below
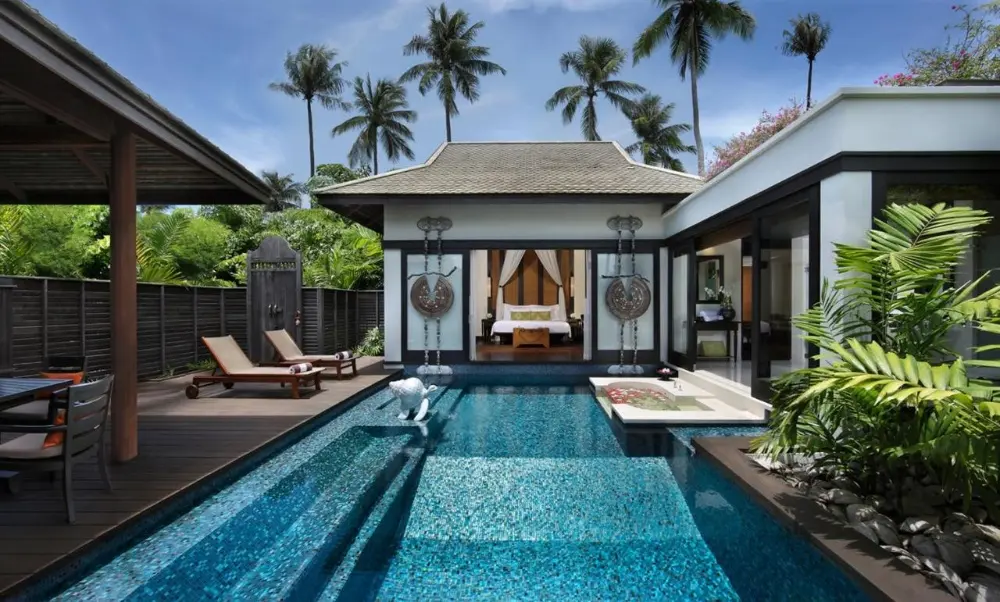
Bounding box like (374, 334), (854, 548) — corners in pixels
(0, 377), (74, 493)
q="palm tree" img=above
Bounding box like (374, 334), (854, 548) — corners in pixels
(545, 36), (645, 141)
(781, 13), (831, 110)
(401, 3), (506, 142)
(260, 171), (306, 211)
(633, 0), (756, 176)
(269, 44), (348, 177)
(625, 94), (695, 170)
(332, 75), (417, 175)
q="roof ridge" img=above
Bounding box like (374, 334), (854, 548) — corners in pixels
(313, 142), (445, 192)
(610, 141), (703, 181)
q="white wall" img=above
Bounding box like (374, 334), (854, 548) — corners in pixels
(790, 236), (809, 369)
(573, 250), (586, 318)
(597, 253), (655, 351)
(385, 202), (667, 240)
(663, 87), (1000, 238)
(819, 172), (872, 286)
(383, 250), (402, 363)
(406, 254), (464, 351)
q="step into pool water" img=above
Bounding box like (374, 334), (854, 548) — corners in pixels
(51, 379), (870, 602)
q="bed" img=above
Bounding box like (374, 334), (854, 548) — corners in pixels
(490, 304), (571, 336)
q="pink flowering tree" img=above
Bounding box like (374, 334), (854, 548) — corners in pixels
(876, 3), (1000, 86)
(705, 101), (804, 181)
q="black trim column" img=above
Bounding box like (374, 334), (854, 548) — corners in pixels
(750, 216), (764, 399)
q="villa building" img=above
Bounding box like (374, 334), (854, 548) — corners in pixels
(316, 84), (1000, 401)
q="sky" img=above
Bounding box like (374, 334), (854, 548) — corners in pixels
(29, 0), (961, 176)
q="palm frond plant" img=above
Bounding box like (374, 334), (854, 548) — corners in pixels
(633, 0), (756, 175)
(332, 75), (417, 175)
(355, 327), (385, 357)
(625, 93), (695, 170)
(136, 211), (189, 284)
(781, 12), (832, 110)
(546, 36), (644, 141)
(401, 3), (506, 142)
(0, 206), (34, 275)
(754, 202), (1000, 512)
(269, 44), (349, 176)
(260, 171), (306, 212)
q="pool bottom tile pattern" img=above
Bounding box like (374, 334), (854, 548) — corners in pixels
(376, 456), (738, 601)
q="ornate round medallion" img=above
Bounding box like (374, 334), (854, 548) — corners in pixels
(410, 276), (454, 318)
(605, 277), (651, 321)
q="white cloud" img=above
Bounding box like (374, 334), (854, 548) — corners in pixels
(475, 0), (638, 12)
(207, 124), (287, 176)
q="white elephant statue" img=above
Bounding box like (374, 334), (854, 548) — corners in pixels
(388, 377), (438, 422)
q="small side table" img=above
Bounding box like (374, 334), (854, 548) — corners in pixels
(568, 319), (583, 341)
(481, 318), (495, 339)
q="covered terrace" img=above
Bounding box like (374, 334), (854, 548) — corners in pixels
(0, 0), (270, 462)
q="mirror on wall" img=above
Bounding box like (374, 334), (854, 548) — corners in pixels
(696, 255), (724, 302)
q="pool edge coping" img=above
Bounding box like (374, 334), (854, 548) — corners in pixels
(1, 369), (403, 602)
(692, 436), (955, 602)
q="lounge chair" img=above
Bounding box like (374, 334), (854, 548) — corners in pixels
(186, 336), (324, 399)
(0, 375), (114, 523)
(264, 329), (358, 380)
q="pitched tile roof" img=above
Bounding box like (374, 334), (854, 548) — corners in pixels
(315, 141), (703, 197)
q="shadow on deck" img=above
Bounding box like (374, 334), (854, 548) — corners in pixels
(0, 357), (399, 596)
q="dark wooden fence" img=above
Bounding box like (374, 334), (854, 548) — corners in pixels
(0, 276), (384, 379)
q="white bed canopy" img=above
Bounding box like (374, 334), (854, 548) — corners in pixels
(494, 250), (567, 318)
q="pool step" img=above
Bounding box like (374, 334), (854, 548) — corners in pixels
(375, 456), (740, 601)
(227, 427), (418, 601)
(316, 450), (424, 602)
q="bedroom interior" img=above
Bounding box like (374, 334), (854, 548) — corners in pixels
(471, 249), (587, 362)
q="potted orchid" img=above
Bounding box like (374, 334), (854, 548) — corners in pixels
(704, 286), (735, 321)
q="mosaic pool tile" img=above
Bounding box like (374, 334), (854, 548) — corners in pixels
(378, 539), (737, 602)
(317, 451), (423, 602)
(404, 456), (691, 542)
(47, 377), (870, 602)
(379, 456), (737, 600)
(669, 424), (768, 452)
(435, 385), (624, 458)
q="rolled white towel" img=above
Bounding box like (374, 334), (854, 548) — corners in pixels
(333, 350), (353, 360)
(288, 362), (313, 374)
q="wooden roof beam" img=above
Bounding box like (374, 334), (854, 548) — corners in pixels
(5, 187), (261, 206)
(0, 174), (26, 201)
(0, 125), (104, 149)
(72, 148), (108, 185)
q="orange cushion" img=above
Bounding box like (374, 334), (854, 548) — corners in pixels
(34, 371), (85, 400)
(43, 410), (65, 449)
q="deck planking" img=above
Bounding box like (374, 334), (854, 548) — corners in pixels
(0, 357), (398, 596)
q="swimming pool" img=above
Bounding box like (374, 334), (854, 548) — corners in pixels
(50, 376), (869, 601)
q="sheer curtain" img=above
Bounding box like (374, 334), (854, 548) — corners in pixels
(534, 250), (566, 319)
(494, 250), (525, 317)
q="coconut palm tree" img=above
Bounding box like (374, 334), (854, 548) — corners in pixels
(401, 3), (506, 142)
(269, 44), (349, 177)
(545, 36), (645, 141)
(781, 13), (832, 110)
(633, 0), (756, 176)
(332, 75), (417, 175)
(260, 171), (306, 211)
(625, 94), (695, 170)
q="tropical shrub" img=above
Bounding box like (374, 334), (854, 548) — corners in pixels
(355, 326), (384, 357)
(754, 203), (1000, 512)
(875, 2), (1000, 87)
(705, 101), (803, 181)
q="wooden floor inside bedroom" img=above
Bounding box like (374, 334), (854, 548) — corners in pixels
(474, 341), (585, 362)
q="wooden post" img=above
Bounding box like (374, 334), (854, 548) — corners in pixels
(41, 278), (49, 360)
(80, 280), (87, 357)
(110, 130), (138, 463)
(316, 289), (325, 354)
(193, 287), (199, 362)
(159, 285), (166, 374)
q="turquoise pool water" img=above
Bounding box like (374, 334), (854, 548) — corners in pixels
(50, 377), (869, 601)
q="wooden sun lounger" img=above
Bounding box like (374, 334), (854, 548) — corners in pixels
(263, 329), (358, 380)
(186, 336), (324, 399)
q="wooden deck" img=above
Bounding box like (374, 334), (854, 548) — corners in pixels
(0, 357), (398, 596)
